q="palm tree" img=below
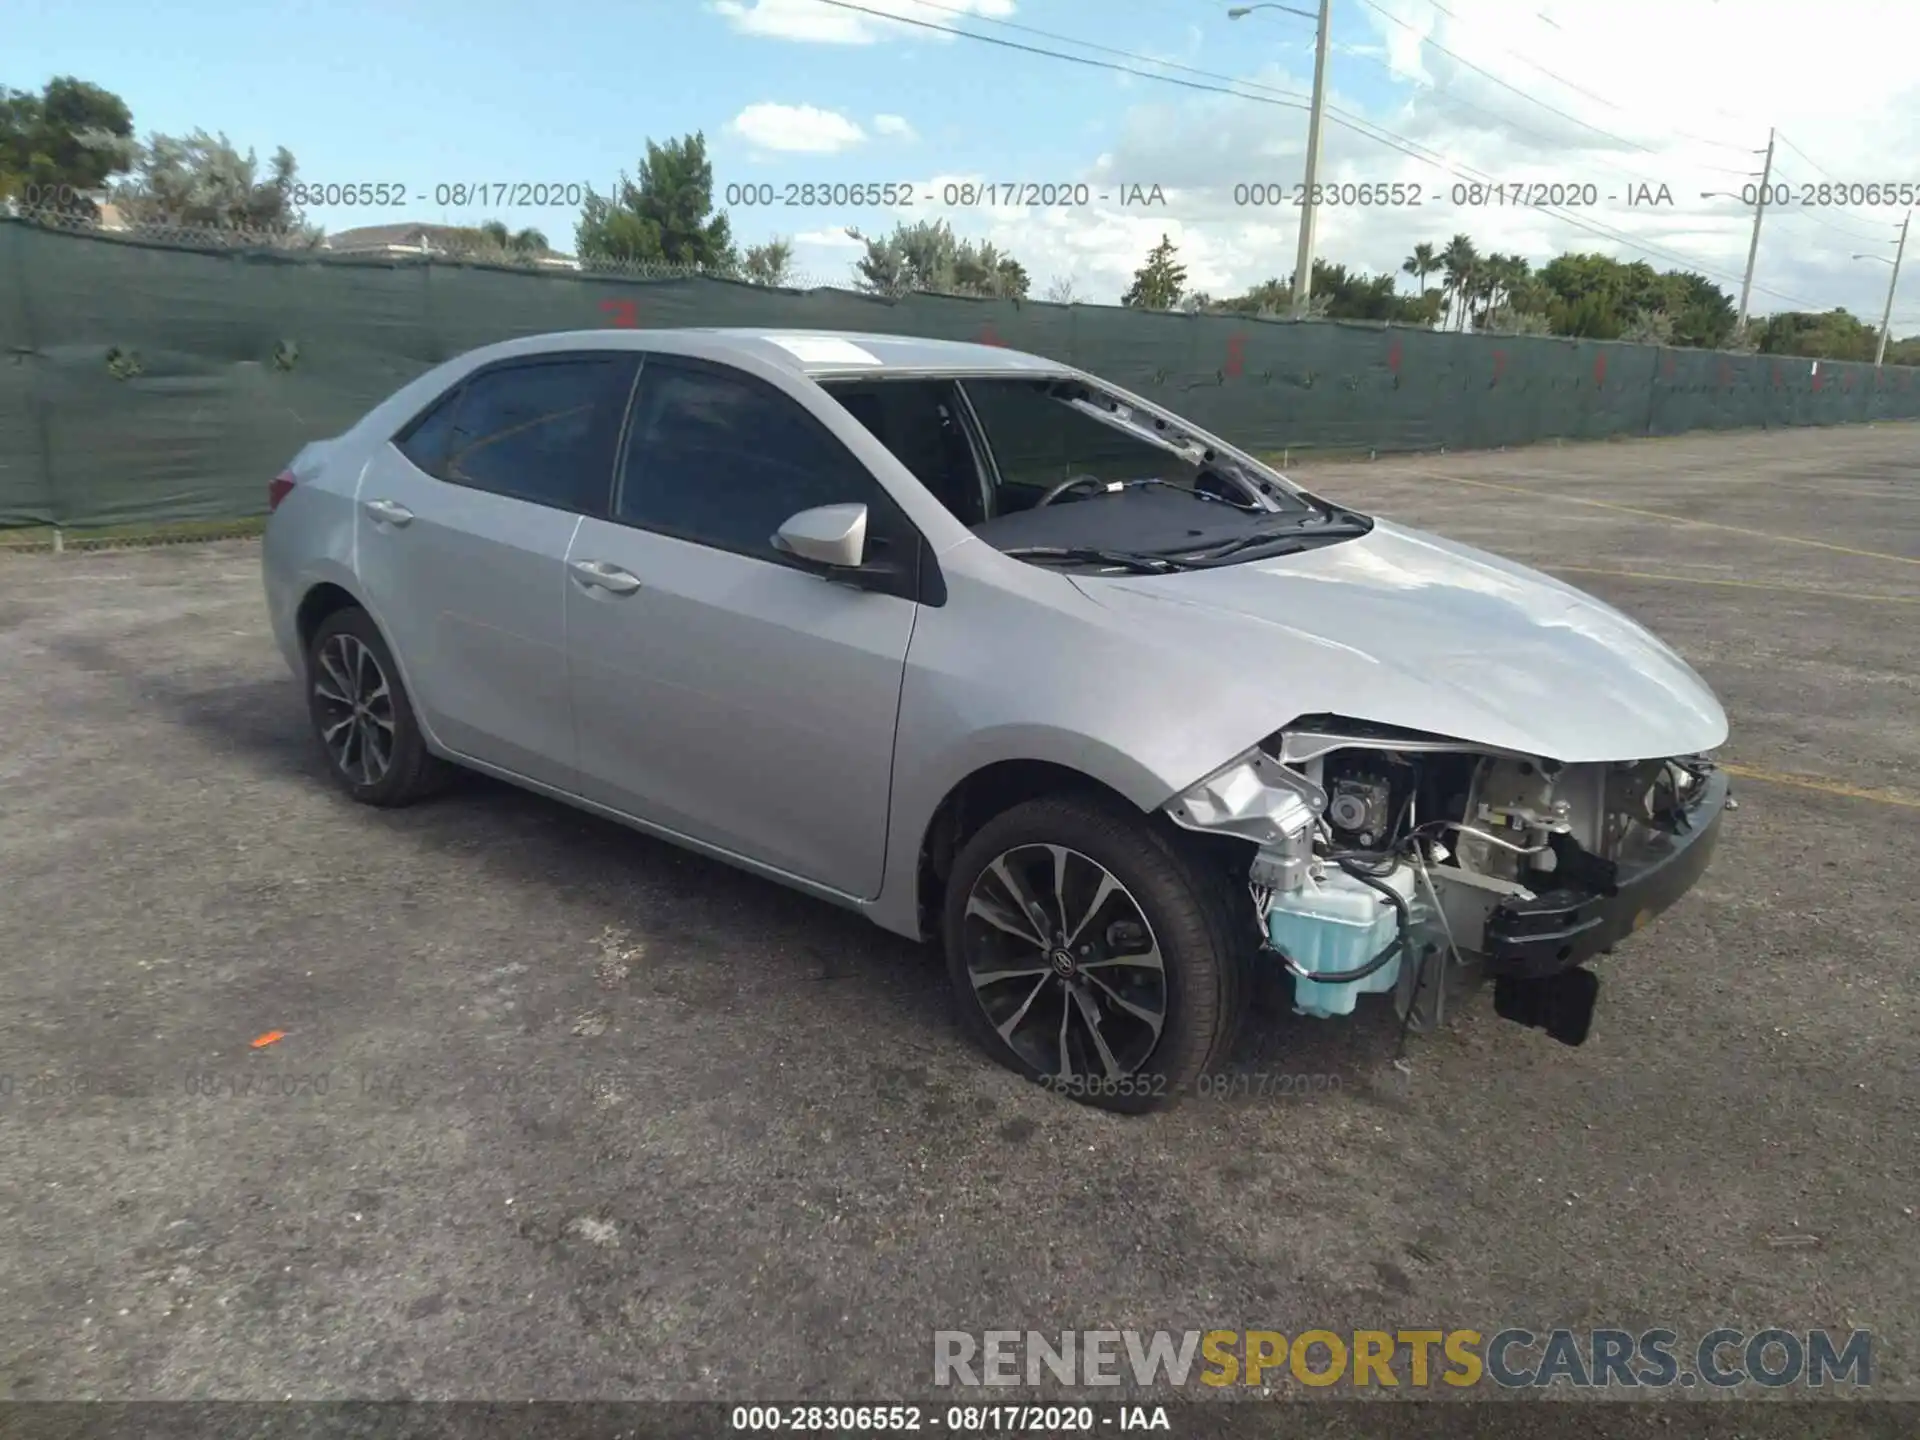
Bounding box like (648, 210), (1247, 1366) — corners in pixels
(1501, 254), (1534, 311)
(1440, 233), (1479, 331)
(1478, 252), (1506, 315)
(1473, 268), (1501, 331)
(1475, 252), (1525, 328)
(1402, 242), (1438, 298)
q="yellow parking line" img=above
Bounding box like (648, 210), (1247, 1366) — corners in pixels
(1541, 565), (1920, 605)
(1401, 468), (1920, 567)
(1720, 763), (1920, 810)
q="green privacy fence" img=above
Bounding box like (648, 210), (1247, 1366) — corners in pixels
(4, 217), (1919, 529)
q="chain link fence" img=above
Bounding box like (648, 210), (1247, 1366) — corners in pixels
(3, 206), (1918, 543)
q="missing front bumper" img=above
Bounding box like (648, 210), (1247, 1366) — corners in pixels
(1482, 768), (1731, 982)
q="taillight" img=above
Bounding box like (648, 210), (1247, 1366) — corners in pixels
(268, 470), (297, 512)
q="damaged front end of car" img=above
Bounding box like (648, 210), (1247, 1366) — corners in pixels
(1165, 716), (1733, 1048)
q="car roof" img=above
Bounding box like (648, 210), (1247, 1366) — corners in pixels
(456, 326), (1077, 380)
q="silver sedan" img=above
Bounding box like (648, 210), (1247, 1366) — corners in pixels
(262, 327), (1731, 1111)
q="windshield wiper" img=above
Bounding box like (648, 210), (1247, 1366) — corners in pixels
(1000, 545), (1191, 574)
(1120, 478), (1260, 510)
(1170, 520), (1373, 563)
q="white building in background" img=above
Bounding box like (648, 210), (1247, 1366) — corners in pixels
(322, 223), (581, 268)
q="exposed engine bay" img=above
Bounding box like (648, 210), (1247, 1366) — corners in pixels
(1166, 716), (1731, 1048)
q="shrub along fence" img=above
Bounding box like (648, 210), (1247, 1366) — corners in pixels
(3, 216), (1917, 530)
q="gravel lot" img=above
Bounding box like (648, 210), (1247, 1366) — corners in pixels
(2, 424), (1915, 1416)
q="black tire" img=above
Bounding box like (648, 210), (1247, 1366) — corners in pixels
(942, 792), (1249, 1113)
(305, 606), (452, 807)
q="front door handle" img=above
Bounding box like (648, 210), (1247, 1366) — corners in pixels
(570, 559), (643, 594)
(363, 499), (414, 527)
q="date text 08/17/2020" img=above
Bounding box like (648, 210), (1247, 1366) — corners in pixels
(282, 182), (598, 209)
(727, 1405), (1168, 1432)
(718, 180), (1687, 209)
(270, 178), (1673, 212)
(199, 177), (1917, 215)
(718, 179), (1916, 210)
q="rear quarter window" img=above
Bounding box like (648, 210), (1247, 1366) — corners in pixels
(392, 386), (463, 476)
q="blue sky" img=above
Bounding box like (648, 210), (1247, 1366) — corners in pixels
(9, 0), (1365, 250)
(13, 0), (1920, 322)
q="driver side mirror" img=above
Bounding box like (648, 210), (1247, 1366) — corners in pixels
(773, 503), (868, 569)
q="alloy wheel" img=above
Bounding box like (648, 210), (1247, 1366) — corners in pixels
(960, 843), (1168, 1081)
(312, 633), (396, 785)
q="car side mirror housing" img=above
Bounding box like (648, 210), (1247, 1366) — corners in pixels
(774, 503), (868, 570)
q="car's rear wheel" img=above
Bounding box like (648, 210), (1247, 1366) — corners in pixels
(942, 793), (1247, 1113)
(305, 607), (451, 807)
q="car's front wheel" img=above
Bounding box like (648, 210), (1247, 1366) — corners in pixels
(305, 606), (451, 807)
(942, 793), (1247, 1113)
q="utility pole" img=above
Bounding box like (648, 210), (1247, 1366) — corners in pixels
(1873, 211), (1909, 368)
(1292, 0), (1333, 317)
(1736, 127), (1775, 333)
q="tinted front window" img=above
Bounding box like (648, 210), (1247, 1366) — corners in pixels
(820, 380), (986, 525)
(444, 358), (619, 512)
(616, 360), (892, 557)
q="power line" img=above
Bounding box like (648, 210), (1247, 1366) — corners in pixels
(1769, 135), (1907, 240)
(1773, 133), (1844, 184)
(815, 0), (1314, 108)
(1151, 2), (1820, 297)
(1520, 3), (1905, 224)
(1759, 161), (1909, 244)
(842, 0), (1819, 305)
(1071, 0), (1720, 193)
(810, 0), (1821, 307)
(1775, 213), (1906, 248)
(1354, 0), (1750, 174)
(1315, 102), (1821, 305)
(1759, 178), (1903, 248)
(899, 0), (1309, 104)
(1321, 36), (1770, 233)
(952, 0), (1778, 273)
(1257, 76), (1823, 302)
(1418, 0), (1753, 157)
(939, 0), (1693, 184)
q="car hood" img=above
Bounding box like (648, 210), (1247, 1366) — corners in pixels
(1070, 519), (1729, 764)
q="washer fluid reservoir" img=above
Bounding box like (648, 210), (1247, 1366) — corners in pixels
(1266, 863), (1418, 1018)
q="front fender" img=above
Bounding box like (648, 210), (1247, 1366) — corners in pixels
(912, 720), (1182, 819)
(865, 556), (1289, 940)
(870, 713), (1212, 942)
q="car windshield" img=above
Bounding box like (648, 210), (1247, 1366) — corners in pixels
(819, 374), (1370, 572)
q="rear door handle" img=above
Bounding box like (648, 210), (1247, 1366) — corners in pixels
(362, 499), (414, 527)
(569, 559), (643, 594)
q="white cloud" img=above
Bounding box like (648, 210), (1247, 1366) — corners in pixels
(794, 227), (865, 248)
(712, 0), (1015, 45)
(727, 103), (867, 154)
(873, 113), (917, 140)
